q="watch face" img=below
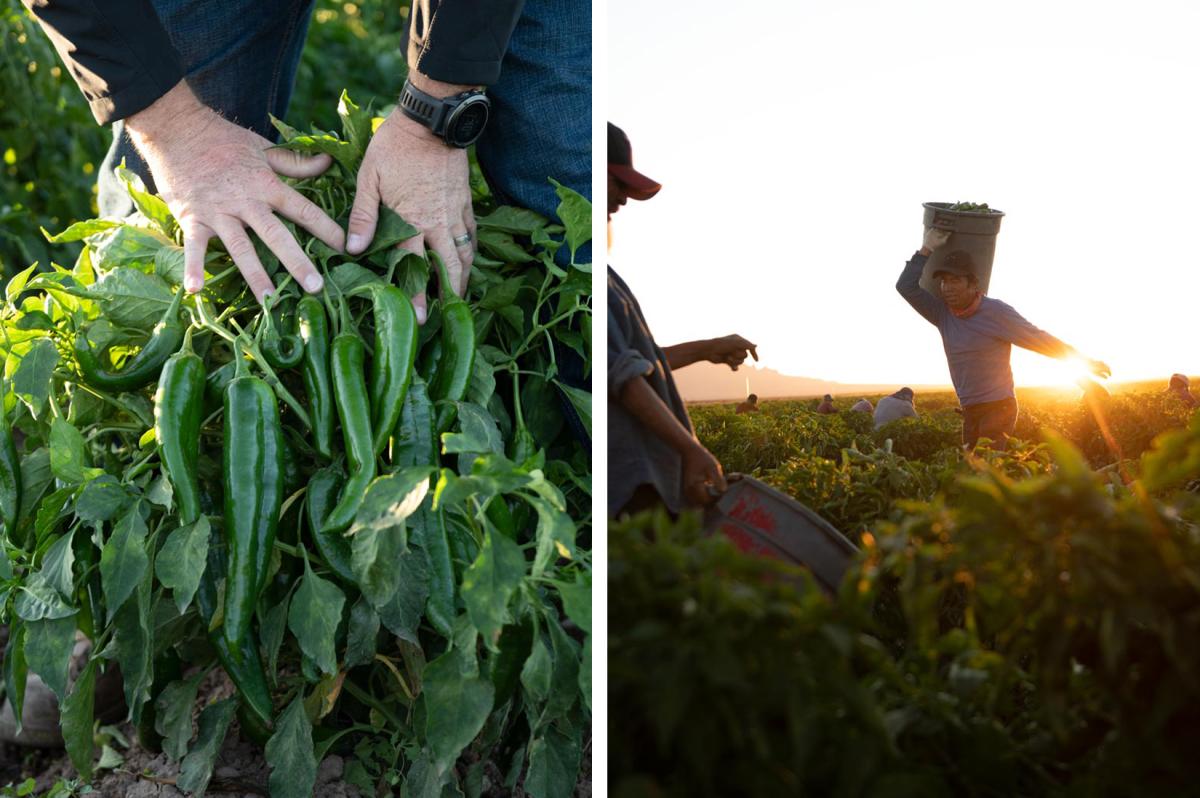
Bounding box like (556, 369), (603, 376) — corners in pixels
(447, 98), (490, 147)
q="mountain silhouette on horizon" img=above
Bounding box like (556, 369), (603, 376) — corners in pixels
(673, 362), (949, 402)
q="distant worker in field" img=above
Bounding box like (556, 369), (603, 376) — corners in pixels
(898, 228), (1110, 449)
(736, 393), (760, 414)
(608, 123), (759, 517)
(816, 394), (836, 414)
(873, 387), (918, 429)
(1167, 374), (1197, 409)
(851, 398), (874, 413)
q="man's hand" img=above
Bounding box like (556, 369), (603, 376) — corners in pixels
(706, 334), (759, 371)
(126, 81), (345, 303)
(1088, 359), (1112, 379)
(922, 227), (952, 254)
(345, 73), (477, 322)
(682, 441), (727, 507)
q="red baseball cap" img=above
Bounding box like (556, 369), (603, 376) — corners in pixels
(608, 123), (662, 200)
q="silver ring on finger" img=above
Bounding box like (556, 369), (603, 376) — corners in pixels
(452, 233), (472, 247)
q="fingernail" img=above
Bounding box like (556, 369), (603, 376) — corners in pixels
(304, 274), (323, 292)
(415, 303), (428, 325)
(184, 276), (202, 293)
(347, 233), (364, 253)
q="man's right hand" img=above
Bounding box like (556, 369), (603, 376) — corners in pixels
(682, 441), (727, 507)
(922, 227), (952, 254)
(125, 81), (346, 303)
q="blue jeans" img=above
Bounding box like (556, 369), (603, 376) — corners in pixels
(98, 0), (593, 267)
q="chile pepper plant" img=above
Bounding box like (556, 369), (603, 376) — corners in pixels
(0, 92), (591, 798)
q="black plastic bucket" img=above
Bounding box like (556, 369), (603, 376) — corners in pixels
(921, 202), (1005, 295)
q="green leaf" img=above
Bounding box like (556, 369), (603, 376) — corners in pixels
(100, 506), (149, 616)
(155, 670), (206, 762)
(377, 550), (430, 644)
(553, 382), (591, 438)
(351, 523), (408, 609)
(544, 619), (580, 721)
(74, 476), (130, 523)
(156, 517), (210, 615)
(60, 658), (97, 780)
(118, 168), (175, 236)
(349, 467), (435, 539)
(549, 179), (591, 262)
(272, 133), (359, 173)
(524, 726), (582, 798)
(526, 496), (576, 577)
(18, 449), (53, 529)
(345, 596), (380, 669)
(23, 615), (76, 702)
(520, 633), (552, 705)
(337, 90), (373, 164)
(6, 263), (38, 304)
(442, 402), (504, 457)
(391, 250), (431, 300)
(50, 419), (102, 485)
(12, 580), (75, 621)
(579, 636), (591, 713)
(476, 206), (551, 236)
(154, 245), (185, 286)
(393, 376), (437, 468)
(39, 530), (77, 597)
(92, 224), (168, 272)
(554, 575), (590, 634)
(330, 261), (381, 294)
(113, 553), (154, 721)
(477, 230), (534, 264)
(363, 207), (420, 258)
(423, 651), (495, 772)
(176, 697), (237, 797)
(266, 697), (318, 798)
(288, 557), (345, 676)
(461, 527), (526, 648)
(91, 267), (173, 331)
(4, 623), (27, 735)
(42, 219), (120, 244)
(11, 337), (58, 417)
(262, 592), (291, 685)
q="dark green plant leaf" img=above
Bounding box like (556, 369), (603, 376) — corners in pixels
(113, 554), (154, 722)
(262, 592), (291, 686)
(362, 207), (419, 258)
(100, 505), (149, 616)
(42, 219), (121, 244)
(39, 529), (76, 597)
(156, 517), (211, 614)
(176, 697), (237, 797)
(23, 615), (76, 702)
(288, 557), (346, 676)
(549, 179), (590, 262)
(524, 725), (581, 798)
(60, 658), (97, 780)
(74, 476), (130, 523)
(50, 418), (102, 485)
(155, 669), (206, 762)
(12, 337), (58, 417)
(345, 596), (380, 668)
(553, 382), (590, 438)
(4, 623), (28, 735)
(12, 579), (75, 621)
(442, 403), (504, 457)
(377, 549), (430, 644)
(553, 574), (590, 634)
(91, 267), (173, 331)
(266, 697), (318, 798)
(349, 466), (434, 538)
(424, 651), (495, 772)
(461, 528), (525, 649)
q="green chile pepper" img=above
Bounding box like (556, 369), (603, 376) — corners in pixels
(222, 367), (285, 650)
(306, 466), (354, 581)
(154, 343), (205, 525)
(322, 333), (376, 534)
(370, 286), (418, 457)
(429, 297), (475, 433)
(75, 287), (186, 392)
(196, 536), (274, 731)
(0, 407), (21, 544)
(298, 295), (334, 460)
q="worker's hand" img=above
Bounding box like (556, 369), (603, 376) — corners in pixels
(346, 102), (473, 323)
(1088, 359), (1112, 379)
(923, 227), (952, 253)
(706, 334), (758, 371)
(682, 441), (727, 507)
(125, 81), (344, 303)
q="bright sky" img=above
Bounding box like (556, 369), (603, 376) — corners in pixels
(608, 0), (1200, 388)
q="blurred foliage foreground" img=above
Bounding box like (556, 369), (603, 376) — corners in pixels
(611, 393), (1200, 797)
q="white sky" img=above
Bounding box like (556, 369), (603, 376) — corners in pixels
(608, 0), (1200, 387)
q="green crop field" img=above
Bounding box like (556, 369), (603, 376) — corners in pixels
(611, 386), (1200, 796)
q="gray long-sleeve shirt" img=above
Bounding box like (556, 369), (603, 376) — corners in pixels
(608, 267), (690, 516)
(896, 252), (1071, 407)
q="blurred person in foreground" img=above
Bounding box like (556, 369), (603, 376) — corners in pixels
(1168, 373), (1197, 409)
(897, 228), (1109, 449)
(736, 393), (760, 414)
(873, 387), (917, 429)
(608, 123), (757, 517)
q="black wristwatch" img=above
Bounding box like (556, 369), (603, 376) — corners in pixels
(398, 79), (490, 148)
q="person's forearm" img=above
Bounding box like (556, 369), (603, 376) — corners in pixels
(125, 80), (212, 153)
(661, 340), (711, 371)
(619, 375), (702, 456)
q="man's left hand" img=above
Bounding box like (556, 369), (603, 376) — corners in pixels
(706, 334), (758, 371)
(345, 98), (474, 322)
(1089, 359), (1112, 379)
